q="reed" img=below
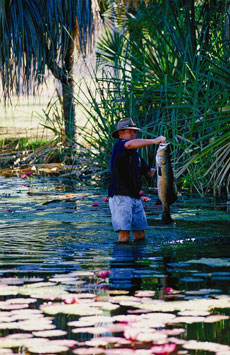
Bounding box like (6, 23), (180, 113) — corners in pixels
(72, 1), (230, 195)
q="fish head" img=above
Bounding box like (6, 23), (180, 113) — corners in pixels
(156, 143), (170, 165)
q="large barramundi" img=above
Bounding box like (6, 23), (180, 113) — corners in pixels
(156, 143), (177, 224)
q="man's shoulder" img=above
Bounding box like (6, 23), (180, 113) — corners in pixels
(113, 139), (128, 151)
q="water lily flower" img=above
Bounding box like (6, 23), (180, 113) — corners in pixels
(150, 343), (177, 354)
(139, 190), (145, 196)
(96, 270), (110, 279)
(21, 171), (33, 179)
(102, 196), (109, 202)
(63, 296), (79, 304)
(141, 196), (151, 202)
(124, 327), (140, 342)
(165, 287), (173, 294)
(92, 201), (99, 207)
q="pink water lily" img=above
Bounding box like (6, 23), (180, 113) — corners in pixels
(141, 196), (151, 202)
(139, 190), (145, 196)
(21, 171), (33, 179)
(150, 343), (177, 355)
(63, 296), (79, 304)
(124, 327), (140, 341)
(102, 197), (109, 202)
(165, 287), (173, 294)
(92, 201), (99, 207)
(96, 270), (110, 279)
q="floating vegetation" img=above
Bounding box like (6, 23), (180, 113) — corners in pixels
(0, 270), (229, 354)
(0, 177), (230, 354)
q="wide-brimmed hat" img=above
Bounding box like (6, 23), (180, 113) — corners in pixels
(112, 118), (141, 138)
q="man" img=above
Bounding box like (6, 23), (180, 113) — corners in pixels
(108, 118), (166, 242)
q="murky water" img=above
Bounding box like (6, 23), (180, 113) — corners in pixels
(0, 175), (230, 354)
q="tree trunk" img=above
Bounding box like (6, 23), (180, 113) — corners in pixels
(62, 37), (75, 143)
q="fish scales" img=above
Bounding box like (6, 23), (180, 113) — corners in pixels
(156, 143), (177, 224)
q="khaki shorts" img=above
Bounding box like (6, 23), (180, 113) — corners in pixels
(109, 195), (148, 232)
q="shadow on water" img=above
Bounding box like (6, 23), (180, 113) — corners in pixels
(0, 175), (230, 353)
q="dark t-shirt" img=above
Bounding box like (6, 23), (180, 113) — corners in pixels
(108, 139), (151, 199)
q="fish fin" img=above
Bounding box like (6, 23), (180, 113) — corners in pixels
(155, 197), (162, 205)
(161, 211), (174, 224)
(166, 188), (177, 205)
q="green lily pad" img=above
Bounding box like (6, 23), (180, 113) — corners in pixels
(32, 329), (67, 337)
(0, 286), (19, 296)
(183, 340), (230, 352)
(41, 303), (103, 316)
(187, 258), (230, 267)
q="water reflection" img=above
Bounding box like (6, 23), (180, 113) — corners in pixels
(0, 176), (230, 353)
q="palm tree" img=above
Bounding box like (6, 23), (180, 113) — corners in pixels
(0, 0), (99, 143)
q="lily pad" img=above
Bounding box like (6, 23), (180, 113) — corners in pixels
(72, 326), (107, 335)
(183, 340), (230, 352)
(32, 329), (67, 337)
(68, 316), (113, 327)
(0, 286), (19, 296)
(73, 348), (109, 354)
(41, 303), (103, 316)
(187, 258), (230, 267)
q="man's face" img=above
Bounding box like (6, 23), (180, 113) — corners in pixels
(119, 129), (136, 140)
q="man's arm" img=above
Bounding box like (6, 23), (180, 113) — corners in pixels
(124, 136), (166, 149)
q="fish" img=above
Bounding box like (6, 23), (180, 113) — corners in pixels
(156, 143), (177, 224)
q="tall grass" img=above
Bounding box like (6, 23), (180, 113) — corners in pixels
(72, 1), (230, 195)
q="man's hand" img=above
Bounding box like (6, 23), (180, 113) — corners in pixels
(155, 136), (166, 144)
(147, 168), (156, 178)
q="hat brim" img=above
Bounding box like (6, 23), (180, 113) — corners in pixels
(112, 126), (141, 138)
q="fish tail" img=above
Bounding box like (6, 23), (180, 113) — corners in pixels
(161, 211), (173, 224)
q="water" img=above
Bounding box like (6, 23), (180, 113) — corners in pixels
(0, 175), (230, 354)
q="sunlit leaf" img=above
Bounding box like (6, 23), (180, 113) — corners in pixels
(20, 284), (69, 299)
(19, 319), (56, 331)
(5, 333), (33, 340)
(0, 349), (14, 354)
(150, 343), (177, 354)
(0, 322), (20, 330)
(0, 286), (19, 296)
(73, 348), (105, 354)
(187, 258), (230, 267)
(11, 309), (45, 321)
(104, 348), (137, 354)
(183, 340), (230, 352)
(27, 344), (69, 353)
(108, 290), (129, 295)
(135, 290), (156, 297)
(68, 315), (113, 327)
(177, 310), (210, 316)
(185, 289), (221, 295)
(204, 315), (229, 323)
(170, 316), (206, 324)
(69, 271), (95, 277)
(32, 329), (67, 337)
(41, 303), (103, 316)
(84, 337), (131, 347)
(92, 301), (119, 311)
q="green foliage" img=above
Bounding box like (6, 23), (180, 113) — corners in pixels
(74, 0), (230, 195)
(0, 137), (50, 151)
(0, 0), (95, 96)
